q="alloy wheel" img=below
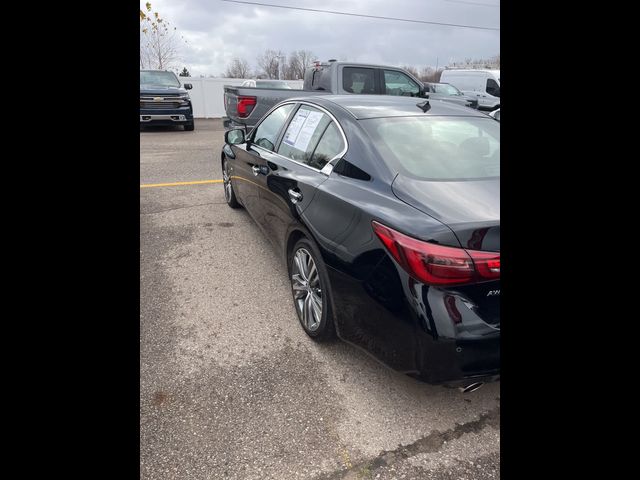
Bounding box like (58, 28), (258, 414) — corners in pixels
(291, 248), (323, 332)
(223, 160), (232, 202)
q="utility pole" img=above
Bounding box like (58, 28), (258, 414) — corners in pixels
(277, 55), (285, 80)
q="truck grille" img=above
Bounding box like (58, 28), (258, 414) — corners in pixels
(140, 96), (183, 109)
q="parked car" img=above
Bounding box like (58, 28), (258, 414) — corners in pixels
(223, 60), (428, 129)
(241, 79), (293, 89)
(140, 70), (194, 131)
(439, 69), (500, 111)
(423, 82), (479, 109)
(489, 108), (500, 122)
(221, 95), (500, 388)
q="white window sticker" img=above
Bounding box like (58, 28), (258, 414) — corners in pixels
(283, 109), (309, 146)
(283, 109), (325, 152)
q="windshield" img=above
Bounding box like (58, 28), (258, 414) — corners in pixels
(362, 116), (500, 180)
(433, 84), (461, 96)
(140, 71), (180, 87)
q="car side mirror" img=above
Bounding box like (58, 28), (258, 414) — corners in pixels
(225, 128), (245, 145)
(184, 83), (193, 90)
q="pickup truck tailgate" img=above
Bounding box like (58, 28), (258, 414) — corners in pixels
(223, 86), (327, 129)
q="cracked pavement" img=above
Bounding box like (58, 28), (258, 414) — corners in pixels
(140, 120), (500, 479)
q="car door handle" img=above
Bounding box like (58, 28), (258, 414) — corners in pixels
(251, 165), (261, 176)
(288, 188), (303, 204)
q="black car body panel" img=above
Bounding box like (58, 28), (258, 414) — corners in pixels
(222, 95), (500, 385)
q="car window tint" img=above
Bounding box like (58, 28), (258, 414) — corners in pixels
(278, 105), (331, 164)
(383, 70), (420, 97)
(362, 116), (500, 180)
(343, 67), (376, 94)
(252, 103), (295, 152)
(309, 122), (345, 170)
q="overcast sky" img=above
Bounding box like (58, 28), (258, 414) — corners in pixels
(142, 0), (500, 77)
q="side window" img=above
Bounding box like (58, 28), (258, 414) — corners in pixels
(309, 122), (345, 170)
(486, 78), (500, 97)
(278, 105), (330, 164)
(383, 70), (420, 97)
(343, 67), (376, 94)
(252, 103), (295, 152)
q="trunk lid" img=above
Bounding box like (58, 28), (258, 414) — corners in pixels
(391, 174), (500, 252)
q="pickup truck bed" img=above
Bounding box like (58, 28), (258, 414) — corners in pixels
(223, 86), (327, 130)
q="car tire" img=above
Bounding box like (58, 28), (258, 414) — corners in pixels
(289, 237), (335, 341)
(184, 122), (195, 131)
(222, 158), (241, 209)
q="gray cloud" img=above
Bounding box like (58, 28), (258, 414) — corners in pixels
(142, 0), (499, 76)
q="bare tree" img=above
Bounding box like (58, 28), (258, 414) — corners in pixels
(225, 57), (251, 78)
(417, 66), (444, 83)
(447, 55), (499, 70)
(257, 49), (284, 79)
(402, 65), (420, 78)
(287, 50), (316, 80)
(140, 2), (185, 70)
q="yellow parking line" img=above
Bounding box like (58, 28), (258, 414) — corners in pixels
(140, 179), (223, 188)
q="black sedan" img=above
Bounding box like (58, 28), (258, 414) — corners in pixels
(221, 95), (500, 388)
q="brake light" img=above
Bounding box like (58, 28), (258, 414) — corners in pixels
(237, 96), (256, 118)
(372, 221), (500, 286)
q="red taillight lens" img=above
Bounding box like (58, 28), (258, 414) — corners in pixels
(470, 251), (500, 280)
(237, 96), (256, 118)
(372, 221), (499, 286)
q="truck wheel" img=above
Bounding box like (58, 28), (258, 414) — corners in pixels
(184, 122), (195, 131)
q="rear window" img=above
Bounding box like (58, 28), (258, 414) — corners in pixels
(361, 116), (500, 180)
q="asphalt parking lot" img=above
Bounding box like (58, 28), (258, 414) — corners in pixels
(140, 119), (500, 480)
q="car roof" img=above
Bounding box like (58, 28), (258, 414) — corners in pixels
(287, 95), (488, 119)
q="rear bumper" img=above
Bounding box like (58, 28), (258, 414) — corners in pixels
(327, 263), (500, 385)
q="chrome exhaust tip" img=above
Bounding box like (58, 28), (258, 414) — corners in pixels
(459, 382), (484, 393)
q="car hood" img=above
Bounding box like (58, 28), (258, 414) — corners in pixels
(140, 84), (187, 95)
(391, 174), (500, 251)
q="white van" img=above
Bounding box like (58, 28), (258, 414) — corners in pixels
(439, 69), (500, 110)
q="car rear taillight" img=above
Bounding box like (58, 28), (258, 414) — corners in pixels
(372, 221), (500, 286)
(237, 96), (256, 118)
